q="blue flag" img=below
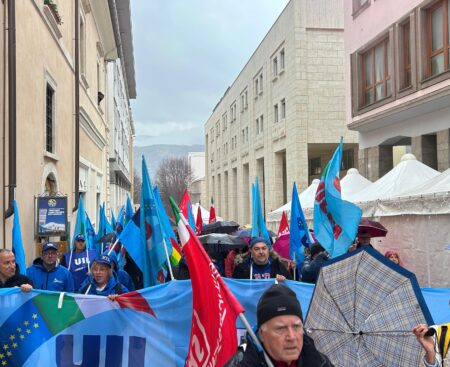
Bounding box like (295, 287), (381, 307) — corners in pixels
(71, 196), (87, 250)
(140, 157), (167, 287)
(251, 177), (271, 244)
(153, 186), (175, 251)
(85, 213), (96, 250)
(125, 194), (134, 225)
(12, 200), (26, 275)
(110, 210), (117, 230)
(115, 206), (125, 234)
(313, 138), (362, 257)
(289, 182), (312, 267)
(97, 203), (113, 239)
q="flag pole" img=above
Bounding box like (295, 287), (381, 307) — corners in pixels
(107, 238), (120, 256)
(162, 237), (174, 280)
(238, 313), (275, 367)
(67, 250), (73, 271)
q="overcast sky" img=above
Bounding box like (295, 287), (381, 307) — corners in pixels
(130, 0), (290, 147)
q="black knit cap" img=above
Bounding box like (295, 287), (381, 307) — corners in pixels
(257, 284), (303, 329)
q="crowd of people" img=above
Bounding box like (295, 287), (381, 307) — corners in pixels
(0, 227), (441, 367)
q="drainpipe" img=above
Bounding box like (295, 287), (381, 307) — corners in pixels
(4, 0), (16, 220)
(73, 0), (80, 212)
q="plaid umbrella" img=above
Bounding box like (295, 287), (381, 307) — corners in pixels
(304, 246), (434, 367)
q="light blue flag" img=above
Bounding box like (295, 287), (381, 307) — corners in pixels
(85, 213), (96, 250)
(251, 177), (271, 244)
(140, 156), (167, 287)
(125, 194), (134, 225)
(12, 200), (26, 275)
(71, 196), (87, 250)
(153, 186), (176, 251)
(290, 182), (312, 268)
(97, 203), (113, 239)
(314, 138), (362, 257)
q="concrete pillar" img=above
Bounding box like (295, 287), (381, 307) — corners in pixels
(359, 146), (393, 181)
(437, 129), (450, 171)
(412, 135), (437, 169)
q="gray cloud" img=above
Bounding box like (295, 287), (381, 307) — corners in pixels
(130, 0), (289, 146)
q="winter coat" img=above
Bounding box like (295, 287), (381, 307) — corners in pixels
(232, 251), (292, 280)
(0, 268), (34, 288)
(301, 253), (328, 284)
(79, 274), (129, 296)
(26, 258), (74, 292)
(224, 333), (334, 367)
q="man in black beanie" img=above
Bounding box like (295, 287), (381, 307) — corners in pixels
(225, 284), (333, 367)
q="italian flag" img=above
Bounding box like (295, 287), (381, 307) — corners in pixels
(169, 197), (244, 367)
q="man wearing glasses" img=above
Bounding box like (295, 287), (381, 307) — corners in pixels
(26, 243), (74, 292)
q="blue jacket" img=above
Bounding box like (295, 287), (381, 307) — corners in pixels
(79, 274), (129, 296)
(61, 249), (97, 291)
(26, 258), (74, 292)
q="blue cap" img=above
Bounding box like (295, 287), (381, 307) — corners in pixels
(249, 236), (270, 248)
(93, 254), (112, 268)
(42, 242), (58, 253)
(75, 234), (86, 242)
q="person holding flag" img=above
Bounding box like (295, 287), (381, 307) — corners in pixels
(60, 234), (96, 291)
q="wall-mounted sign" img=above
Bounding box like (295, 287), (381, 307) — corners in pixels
(36, 196), (67, 235)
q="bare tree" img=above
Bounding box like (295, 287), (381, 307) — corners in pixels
(133, 168), (142, 204)
(155, 157), (193, 212)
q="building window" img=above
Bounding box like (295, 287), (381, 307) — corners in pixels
(245, 90), (248, 108)
(281, 99), (286, 119)
(260, 115), (264, 132)
(309, 157), (322, 176)
(273, 57), (278, 76)
(353, 0), (370, 16)
(259, 74), (263, 94)
(401, 21), (412, 88)
(280, 48), (285, 71)
(274, 104), (279, 123)
(254, 78), (259, 96)
(222, 113), (227, 131)
(245, 127), (249, 142)
(342, 149), (355, 170)
(46, 83), (55, 153)
(211, 127), (214, 142)
(362, 38), (391, 106)
(427, 0), (450, 77)
(256, 118), (260, 135)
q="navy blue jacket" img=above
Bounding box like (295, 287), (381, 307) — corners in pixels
(26, 258), (74, 292)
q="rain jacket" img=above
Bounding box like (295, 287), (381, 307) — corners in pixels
(79, 274), (129, 296)
(224, 332), (334, 367)
(26, 258), (74, 292)
(301, 253), (328, 284)
(232, 251), (292, 280)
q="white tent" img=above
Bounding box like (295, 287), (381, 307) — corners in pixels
(397, 167), (450, 197)
(340, 168), (372, 199)
(348, 154), (440, 203)
(267, 179), (320, 223)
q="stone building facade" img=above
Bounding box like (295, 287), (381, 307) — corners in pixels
(205, 0), (357, 225)
(345, 0), (450, 180)
(0, 0), (134, 262)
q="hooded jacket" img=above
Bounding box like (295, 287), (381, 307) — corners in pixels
(26, 258), (74, 292)
(79, 274), (129, 296)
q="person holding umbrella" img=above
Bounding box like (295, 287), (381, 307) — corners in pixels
(412, 324), (441, 367)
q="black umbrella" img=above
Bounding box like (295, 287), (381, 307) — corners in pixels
(200, 220), (240, 235)
(198, 234), (248, 252)
(234, 228), (276, 239)
(96, 232), (115, 244)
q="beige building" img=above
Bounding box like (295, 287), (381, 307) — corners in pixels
(0, 0), (134, 264)
(188, 152), (206, 205)
(345, 0), (450, 180)
(205, 0), (357, 225)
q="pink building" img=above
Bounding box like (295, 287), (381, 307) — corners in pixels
(344, 0), (450, 181)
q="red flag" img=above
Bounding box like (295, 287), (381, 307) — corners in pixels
(170, 198), (244, 367)
(209, 197), (216, 224)
(278, 211), (290, 236)
(195, 205), (203, 235)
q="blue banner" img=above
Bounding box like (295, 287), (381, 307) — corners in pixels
(0, 281), (448, 366)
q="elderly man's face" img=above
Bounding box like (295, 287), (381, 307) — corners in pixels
(0, 252), (16, 281)
(92, 263), (111, 287)
(251, 242), (269, 265)
(259, 315), (303, 364)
